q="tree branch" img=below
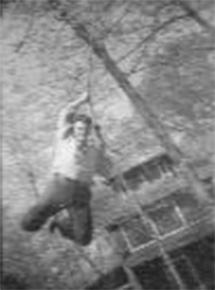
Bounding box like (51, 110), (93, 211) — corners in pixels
(14, 1), (37, 53)
(174, 0), (215, 34)
(117, 14), (187, 64)
(102, 1), (132, 38)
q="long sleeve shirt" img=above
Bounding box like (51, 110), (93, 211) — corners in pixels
(51, 98), (112, 184)
(51, 135), (111, 184)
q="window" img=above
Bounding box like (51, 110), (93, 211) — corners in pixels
(141, 159), (161, 182)
(86, 267), (129, 290)
(158, 154), (175, 175)
(121, 215), (153, 250)
(123, 166), (145, 190)
(132, 257), (179, 290)
(147, 203), (183, 236)
(183, 234), (215, 290)
(113, 154), (176, 193)
(117, 284), (134, 290)
(131, 234), (215, 290)
(172, 190), (206, 223)
(170, 249), (201, 290)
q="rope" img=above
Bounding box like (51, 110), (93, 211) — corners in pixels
(87, 37), (95, 122)
(86, 27), (109, 152)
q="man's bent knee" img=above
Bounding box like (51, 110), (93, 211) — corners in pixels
(50, 214), (93, 246)
(21, 204), (51, 232)
(74, 229), (92, 246)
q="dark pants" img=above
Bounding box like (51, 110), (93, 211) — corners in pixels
(21, 174), (92, 246)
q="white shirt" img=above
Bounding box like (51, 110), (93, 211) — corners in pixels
(52, 136), (110, 184)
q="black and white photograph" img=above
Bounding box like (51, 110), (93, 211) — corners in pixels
(1, 0), (215, 289)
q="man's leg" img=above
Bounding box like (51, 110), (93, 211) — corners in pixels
(70, 204), (92, 246)
(50, 206), (92, 246)
(21, 175), (77, 232)
(50, 184), (93, 246)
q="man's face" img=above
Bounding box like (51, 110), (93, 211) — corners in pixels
(73, 121), (89, 144)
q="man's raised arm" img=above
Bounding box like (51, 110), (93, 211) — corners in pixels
(56, 92), (89, 139)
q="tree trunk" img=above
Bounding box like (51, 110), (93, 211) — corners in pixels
(73, 22), (210, 204)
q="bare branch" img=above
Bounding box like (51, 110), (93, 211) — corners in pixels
(15, 19), (35, 53)
(14, 1), (37, 53)
(174, 0), (215, 34)
(102, 1), (132, 38)
(126, 62), (146, 77)
(118, 14), (187, 64)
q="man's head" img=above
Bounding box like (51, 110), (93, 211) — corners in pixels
(67, 114), (92, 143)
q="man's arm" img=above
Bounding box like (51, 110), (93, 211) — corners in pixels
(56, 92), (89, 139)
(94, 124), (106, 151)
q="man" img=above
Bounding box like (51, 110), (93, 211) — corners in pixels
(21, 93), (111, 246)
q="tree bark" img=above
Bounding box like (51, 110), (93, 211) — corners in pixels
(73, 22), (210, 204)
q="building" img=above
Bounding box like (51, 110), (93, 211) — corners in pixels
(85, 151), (214, 290)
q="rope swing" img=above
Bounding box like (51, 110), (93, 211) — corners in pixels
(86, 40), (107, 150)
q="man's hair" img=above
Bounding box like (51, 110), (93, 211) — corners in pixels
(64, 113), (92, 138)
(66, 113), (92, 127)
